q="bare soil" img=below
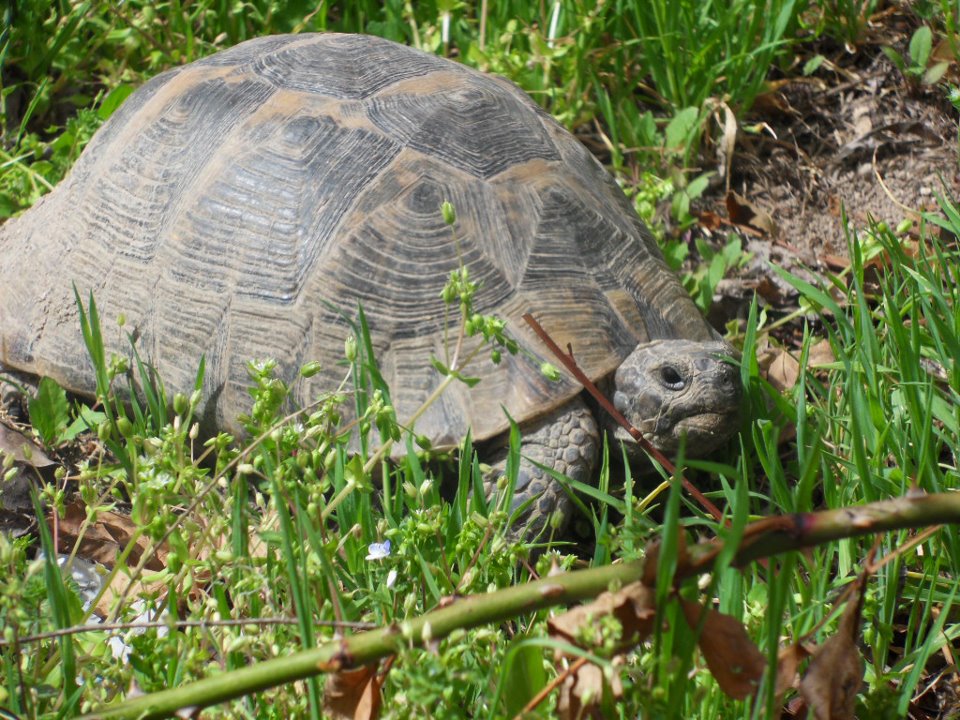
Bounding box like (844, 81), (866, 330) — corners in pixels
(700, 42), (959, 330)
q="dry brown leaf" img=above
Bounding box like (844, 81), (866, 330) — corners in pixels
(323, 665), (382, 720)
(548, 581), (655, 653)
(0, 420), (55, 467)
(823, 253), (850, 271)
(716, 101), (738, 189)
(798, 586), (865, 720)
(725, 191), (779, 237)
(932, 38), (959, 64)
(750, 90), (795, 117)
(754, 275), (791, 306)
(56, 501), (166, 570)
(807, 340), (835, 369)
(95, 567), (169, 619)
(696, 210), (726, 231)
(52, 501), (171, 617)
(681, 600), (765, 700)
(549, 583), (652, 719)
(557, 659), (623, 720)
(758, 338), (834, 393)
(776, 642), (812, 698)
(782, 695), (808, 718)
(798, 634), (863, 719)
(758, 346), (800, 393)
(758, 337), (837, 394)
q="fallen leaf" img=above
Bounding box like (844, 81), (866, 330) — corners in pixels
(758, 346), (800, 393)
(94, 565), (169, 619)
(548, 581), (655, 653)
(173, 705), (201, 719)
(919, 356), (949, 383)
(681, 600), (766, 700)
(932, 38), (959, 64)
(751, 83), (803, 116)
(725, 191), (779, 237)
(782, 694), (808, 718)
(758, 338), (835, 394)
(52, 501), (172, 616)
(716, 101), (738, 187)
(754, 275), (791, 306)
(0, 420), (55, 467)
(324, 665), (382, 720)
(798, 586), (865, 720)
(807, 340), (835, 368)
(557, 657), (623, 720)
(823, 253), (850, 271)
(56, 501), (166, 570)
(696, 210), (726, 231)
(548, 583), (652, 718)
(776, 642), (812, 698)
(642, 532), (691, 588)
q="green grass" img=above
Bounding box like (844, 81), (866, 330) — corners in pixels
(2, 2), (960, 718)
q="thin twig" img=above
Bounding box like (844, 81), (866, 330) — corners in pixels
(3, 616), (376, 647)
(513, 656), (588, 719)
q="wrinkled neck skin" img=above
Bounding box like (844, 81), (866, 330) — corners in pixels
(594, 338), (743, 466)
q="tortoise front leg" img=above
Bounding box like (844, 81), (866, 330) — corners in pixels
(484, 396), (600, 540)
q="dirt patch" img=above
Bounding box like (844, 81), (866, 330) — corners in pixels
(742, 57), (955, 252)
(699, 47), (959, 327)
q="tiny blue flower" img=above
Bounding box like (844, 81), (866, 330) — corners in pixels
(366, 539), (391, 561)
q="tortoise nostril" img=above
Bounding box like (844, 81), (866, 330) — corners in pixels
(659, 365), (685, 391)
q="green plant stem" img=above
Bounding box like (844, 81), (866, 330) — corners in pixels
(0, 149), (56, 191)
(87, 559), (643, 719)
(85, 491), (960, 719)
(321, 343), (484, 521)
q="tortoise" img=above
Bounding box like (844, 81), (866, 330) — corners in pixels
(0, 33), (741, 536)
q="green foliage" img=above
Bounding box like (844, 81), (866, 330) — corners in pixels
(4, 178), (959, 720)
(27, 377), (69, 446)
(685, 235), (751, 313)
(765, 212), (960, 710)
(814, 0), (884, 45)
(2, 3), (960, 718)
(498, 637), (549, 716)
(0, 105), (103, 215)
(662, 234), (750, 315)
(881, 25), (951, 85)
(616, 0), (802, 165)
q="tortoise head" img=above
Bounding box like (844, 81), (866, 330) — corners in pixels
(610, 339), (742, 457)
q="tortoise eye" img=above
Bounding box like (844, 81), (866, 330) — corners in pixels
(659, 366), (686, 391)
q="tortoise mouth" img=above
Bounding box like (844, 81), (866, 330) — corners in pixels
(671, 412), (737, 450)
(613, 408), (740, 457)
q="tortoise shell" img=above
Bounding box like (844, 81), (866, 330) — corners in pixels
(0, 33), (715, 446)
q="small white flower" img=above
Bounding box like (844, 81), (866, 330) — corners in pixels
(366, 539), (391, 561)
(386, 569), (398, 589)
